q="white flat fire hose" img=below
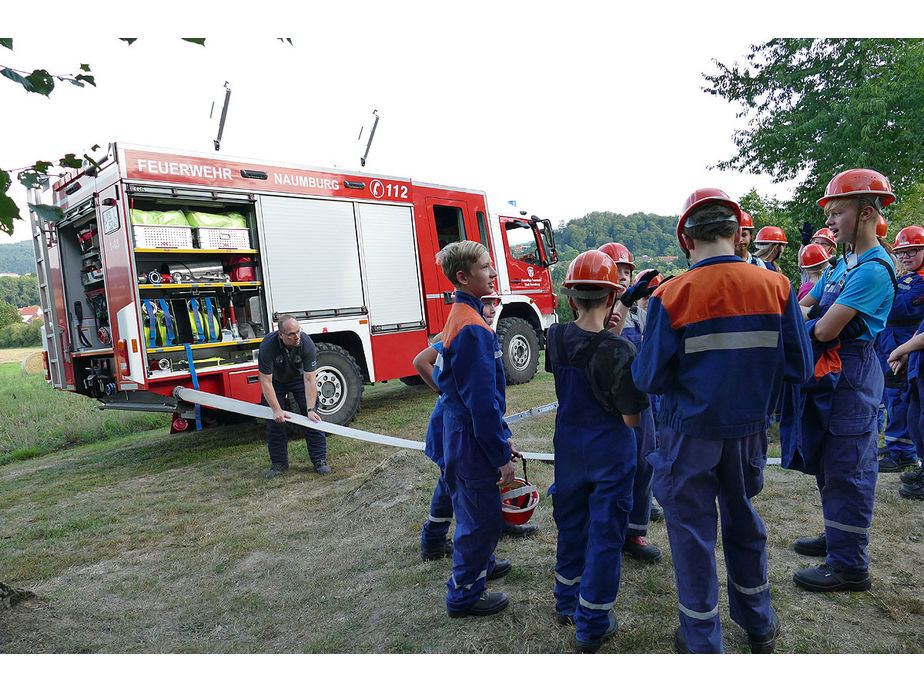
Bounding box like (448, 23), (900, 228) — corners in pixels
(173, 387), (556, 461)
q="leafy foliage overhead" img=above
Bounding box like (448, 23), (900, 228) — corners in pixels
(703, 38), (924, 221)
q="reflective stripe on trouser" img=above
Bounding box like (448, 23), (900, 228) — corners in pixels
(262, 382), (327, 467)
(627, 407), (656, 536)
(814, 344), (881, 573)
(422, 459), (453, 550)
(883, 385), (917, 456)
(651, 427), (773, 654)
(444, 475), (502, 610)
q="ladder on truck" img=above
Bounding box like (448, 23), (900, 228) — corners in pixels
(28, 186), (67, 388)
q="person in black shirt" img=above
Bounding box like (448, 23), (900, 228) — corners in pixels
(258, 314), (329, 479)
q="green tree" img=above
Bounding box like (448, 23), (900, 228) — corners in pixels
(704, 39), (924, 223)
(0, 299), (21, 328)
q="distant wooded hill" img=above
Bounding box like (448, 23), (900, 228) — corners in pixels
(0, 241), (37, 276)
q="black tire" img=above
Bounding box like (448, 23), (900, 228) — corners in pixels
(315, 343), (363, 426)
(496, 316), (540, 385)
(400, 375), (425, 387)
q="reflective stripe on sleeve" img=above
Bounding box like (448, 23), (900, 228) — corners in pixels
(684, 330), (778, 354)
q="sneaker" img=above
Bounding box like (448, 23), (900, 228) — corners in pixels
(502, 522), (538, 538)
(487, 558), (512, 580)
(649, 505), (664, 522)
(265, 464), (288, 479)
(793, 563), (871, 592)
(793, 533), (827, 557)
(747, 610), (781, 654)
(899, 481), (924, 500)
(421, 540), (453, 561)
(900, 465), (923, 485)
(447, 592), (509, 618)
(623, 535), (662, 564)
(574, 611), (618, 654)
(313, 462), (332, 476)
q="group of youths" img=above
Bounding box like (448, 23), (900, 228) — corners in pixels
(415, 166), (924, 654)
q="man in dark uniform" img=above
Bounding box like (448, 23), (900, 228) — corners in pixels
(258, 314), (329, 479)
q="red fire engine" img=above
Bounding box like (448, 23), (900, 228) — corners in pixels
(29, 143), (559, 427)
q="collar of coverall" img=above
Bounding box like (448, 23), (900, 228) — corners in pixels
(687, 254), (747, 271)
(454, 290), (487, 312)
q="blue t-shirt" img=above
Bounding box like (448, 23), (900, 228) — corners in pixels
(809, 245), (896, 341)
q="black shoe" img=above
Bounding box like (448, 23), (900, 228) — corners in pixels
(649, 505), (664, 522)
(877, 445), (890, 459)
(502, 522), (538, 538)
(879, 455), (915, 473)
(313, 462), (332, 476)
(447, 592), (509, 618)
(487, 558), (512, 580)
(793, 533), (827, 557)
(899, 481), (924, 500)
(574, 611), (618, 653)
(899, 465), (923, 485)
(556, 612), (575, 626)
(747, 610), (781, 654)
(623, 536), (663, 564)
(265, 465), (288, 479)
(421, 540), (453, 561)
(793, 563), (871, 592)
(674, 626), (691, 654)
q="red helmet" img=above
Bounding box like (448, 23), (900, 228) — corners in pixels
(755, 226), (788, 245)
(876, 214), (888, 239)
(812, 227), (837, 246)
(500, 477), (540, 525)
(562, 250), (620, 295)
(799, 243), (831, 270)
(893, 226), (924, 251)
(676, 188), (742, 252)
(818, 168), (895, 208)
(740, 211), (754, 229)
(597, 242), (635, 270)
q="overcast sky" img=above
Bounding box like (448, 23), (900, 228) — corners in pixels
(1, 2), (904, 246)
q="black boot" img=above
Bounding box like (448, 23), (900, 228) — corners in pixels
(447, 592), (509, 618)
(421, 540), (453, 561)
(502, 522), (538, 538)
(747, 610), (781, 653)
(793, 563), (871, 592)
(793, 533), (827, 557)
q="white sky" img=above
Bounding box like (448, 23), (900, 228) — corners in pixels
(0, 2), (907, 246)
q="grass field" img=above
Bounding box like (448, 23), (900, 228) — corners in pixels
(0, 360), (922, 654)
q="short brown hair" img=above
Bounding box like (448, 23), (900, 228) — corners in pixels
(684, 202), (739, 242)
(436, 240), (489, 286)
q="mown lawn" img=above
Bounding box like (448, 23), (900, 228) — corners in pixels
(1, 363), (922, 655)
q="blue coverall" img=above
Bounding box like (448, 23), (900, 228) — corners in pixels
(621, 308), (657, 540)
(420, 342), (454, 553)
(906, 321), (924, 461)
(781, 247), (896, 574)
(547, 322), (646, 643)
(436, 291), (512, 612)
(632, 255), (812, 653)
(875, 268), (924, 461)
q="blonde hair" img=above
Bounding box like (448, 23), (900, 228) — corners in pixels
(436, 240), (489, 286)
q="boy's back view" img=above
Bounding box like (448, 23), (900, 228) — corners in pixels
(547, 250), (649, 653)
(632, 188), (812, 653)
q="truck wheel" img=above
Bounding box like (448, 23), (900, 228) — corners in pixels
(315, 343), (363, 425)
(496, 317), (539, 385)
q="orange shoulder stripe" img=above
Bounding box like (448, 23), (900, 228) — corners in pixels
(656, 262), (792, 330)
(442, 302), (491, 348)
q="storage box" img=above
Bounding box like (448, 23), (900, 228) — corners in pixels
(132, 224), (195, 249)
(194, 227), (252, 250)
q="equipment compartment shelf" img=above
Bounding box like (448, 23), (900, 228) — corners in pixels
(138, 281), (262, 290)
(144, 337), (263, 355)
(134, 248), (259, 254)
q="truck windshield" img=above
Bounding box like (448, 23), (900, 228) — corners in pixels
(506, 224), (542, 266)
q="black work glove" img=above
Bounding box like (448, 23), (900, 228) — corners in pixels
(807, 303), (824, 320)
(838, 314), (865, 341)
(800, 221), (814, 246)
(619, 269), (660, 307)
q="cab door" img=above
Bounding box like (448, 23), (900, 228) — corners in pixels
(500, 218), (555, 315)
(422, 197), (480, 332)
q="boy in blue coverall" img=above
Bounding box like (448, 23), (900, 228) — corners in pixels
(874, 226), (924, 472)
(547, 249), (649, 653)
(632, 188), (812, 654)
(435, 241), (519, 618)
(787, 169), (898, 592)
